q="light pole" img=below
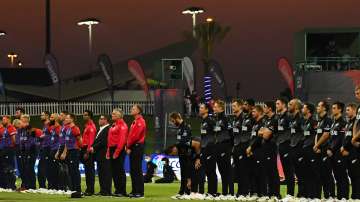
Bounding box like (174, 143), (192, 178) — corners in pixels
(7, 53), (18, 67)
(182, 7), (205, 37)
(77, 18), (100, 55)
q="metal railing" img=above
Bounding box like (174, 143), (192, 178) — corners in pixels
(0, 101), (154, 116)
(296, 56), (360, 72)
(0, 101), (262, 116)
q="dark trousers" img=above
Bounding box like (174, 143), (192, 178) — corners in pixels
(38, 147), (51, 189)
(155, 178), (174, 183)
(58, 160), (71, 191)
(80, 147), (95, 194)
(279, 142), (295, 196)
(16, 149), (26, 189)
(178, 154), (192, 195)
(48, 150), (59, 190)
(95, 150), (112, 194)
(233, 143), (252, 196)
(24, 150), (37, 189)
(348, 149), (360, 199)
(263, 143), (280, 197)
(201, 145), (217, 195)
(109, 147), (126, 194)
(320, 151), (335, 198)
(251, 148), (267, 197)
(191, 159), (205, 194)
(65, 149), (81, 192)
(216, 141), (234, 195)
(303, 146), (321, 199)
(129, 144), (144, 195)
(332, 152), (349, 200)
(0, 148), (16, 190)
(290, 144), (306, 198)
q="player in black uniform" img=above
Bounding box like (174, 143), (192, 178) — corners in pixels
(262, 101), (280, 198)
(213, 100), (234, 198)
(233, 99), (255, 199)
(313, 101), (335, 199)
(198, 103), (218, 198)
(301, 103), (321, 199)
(275, 98), (294, 197)
(230, 99), (245, 197)
(341, 103), (360, 199)
(169, 112), (192, 198)
(246, 105), (266, 197)
(327, 102), (348, 200)
(288, 99), (305, 198)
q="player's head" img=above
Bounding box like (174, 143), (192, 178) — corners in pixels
(12, 119), (22, 129)
(231, 99), (243, 115)
(41, 111), (51, 122)
(355, 85), (360, 101)
(213, 99), (225, 114)
(243, 99), (255, 113)
(346, 103), (357, 119)
(302, 103), (315, 117)
(252, 105), (264, 120)
(199, 103), (210, 117)
(131, 104), (143, 116)
(112, 108), (124, 122)
(83, 110), (93, 121)
(20, 114), (30, 127)
(288, 99), (302, 113)
(275, 97), (288, 113)
(59, 110), (69, 122)
(264, 101), (275, 116)
(99, 114), (109, 126)
(64, 113), (76, 125)
(2, 115), (12, 126)
(15, 107), (25, 119)
(50, 113), (59, 125)
(331, 102), (345, 117)
(317, 100), (329, 115)
(169, 112), (183, 126)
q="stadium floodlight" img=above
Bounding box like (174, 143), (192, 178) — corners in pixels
(0, 31), (6, 37)
(182, 7), (205, 37)
(7, 52), (18, 67)
(77, 18), (100, 54)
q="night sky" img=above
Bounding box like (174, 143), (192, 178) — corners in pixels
(1, 0), (360, 100)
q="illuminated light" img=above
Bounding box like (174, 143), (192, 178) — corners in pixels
(206, 18), (214, 23)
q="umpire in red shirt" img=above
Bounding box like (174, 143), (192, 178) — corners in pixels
(80, 110), (97, 196)
(126, 104), (146, 198)
(106, 108), (128, 197)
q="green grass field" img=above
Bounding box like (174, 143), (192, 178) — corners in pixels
(0, 178), (290, 202)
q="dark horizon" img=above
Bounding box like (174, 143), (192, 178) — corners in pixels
(1, 0), (360, 100)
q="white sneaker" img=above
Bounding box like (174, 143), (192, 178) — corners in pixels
(171, 194), (182, 200)
(257, 196), (270, 202)
(195, 193), (205, 200)
(180, 194), (192, 200)
(248, 195), (259, 202)
(204, 193), (215, 200)
(236, 195), (246, 201)
(226, 195), (236, 200)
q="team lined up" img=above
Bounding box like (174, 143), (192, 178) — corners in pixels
(170, 88), (360, 200)
(0, 104), (147, 198)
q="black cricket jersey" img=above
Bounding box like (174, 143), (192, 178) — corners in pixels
(176, 121), (192, 156)
(213, 111), (232, 144)
(289, 112), (304, 147)
(276, 111), (291, 145)
(328, 116), (346, 153)
(200, 115), (216, 148)
(302, 116), (317, 148)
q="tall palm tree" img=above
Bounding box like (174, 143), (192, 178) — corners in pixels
(184, 20), (230, 99)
